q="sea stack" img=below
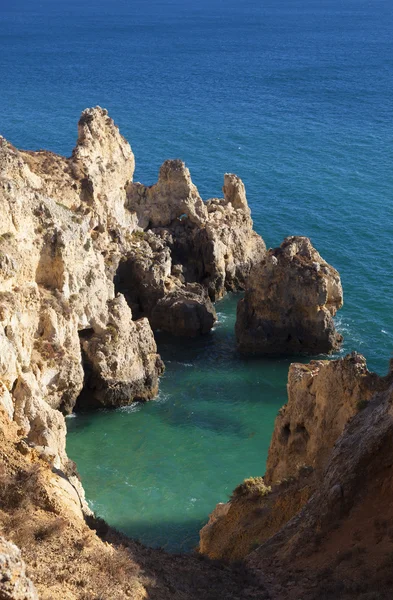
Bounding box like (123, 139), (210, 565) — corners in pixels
(235, 236), (343, 355)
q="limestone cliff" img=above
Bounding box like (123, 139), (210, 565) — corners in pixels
(248, 376), (393, 600)
(0, 108), (269, 599)
(0, 108), (163, 469)
(126, 164), (266, 308)
(265, 353), (391, 484)
(199, 352), (393, 590)
(236, 236), (343, 355)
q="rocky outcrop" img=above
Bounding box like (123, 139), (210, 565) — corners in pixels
(114, 231), (217, 336)
(236, 236), (343, 355)
(248, 378), (393, 600)
(199, 354), (393, 568)
(79, 295), (164, 408)
(126, 164), (266, 306)
(199, 473), (315, 562)
(127, 159), (208, 228)
(0, 537), (38, 600)
(0, 107), (163, 467)
(150, 285), (216, 336)
(0, 105), (266, 463)
(265, 352), (393, 484)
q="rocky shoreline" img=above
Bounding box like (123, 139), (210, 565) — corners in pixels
(1, 107), (391, 599)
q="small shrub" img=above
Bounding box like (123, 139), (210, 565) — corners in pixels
(34, 517), (67, 541)
(84, 238), (92, 251)
(230, 477), (271, 501)
(0, 232), (14, 241)
(106, 323), (119, 343)
(132, 230), (146, 240)
(357, 399), (368, 411)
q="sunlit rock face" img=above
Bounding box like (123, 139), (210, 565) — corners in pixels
(236, 236), (343, 355)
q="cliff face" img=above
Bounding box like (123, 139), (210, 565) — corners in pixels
(126, 165), (266, 309)
(265, 353), (391, 484)
(0, 108), (163, 470)
(248, 379), (393, 600)
(0, 106), (266, 465)
(199, 353), (393, 592)
(236, 236), (343, 355)
(0, 108), (269, 599)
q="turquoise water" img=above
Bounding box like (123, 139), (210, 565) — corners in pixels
(1, 0), (393, 550)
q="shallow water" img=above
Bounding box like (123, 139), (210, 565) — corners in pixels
(2, 0), (392, 551)
(67, 295), (297, 551)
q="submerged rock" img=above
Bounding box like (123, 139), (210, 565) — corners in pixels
(236, 236), (343, 355)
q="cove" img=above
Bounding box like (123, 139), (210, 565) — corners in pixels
(67, 294), (297, 552)
(66, 289), (378, 552)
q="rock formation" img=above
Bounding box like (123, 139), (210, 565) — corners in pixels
(114, 230), (217, 337)
(248, 375), (393, 600)
(265, 352), (391, 484)
(79, 295), (164, 408)
(199, 353), (393, 574)
(0, 537), (38, 600)
(0, 104), (266, 488)
(236, 236), (343, 355)
(126, 164), (266, 306)
(0, 108), (269, 599)
(0, 108), (164, 469)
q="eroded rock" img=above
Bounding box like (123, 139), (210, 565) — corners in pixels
(0, 537), (38, 600)
(236, 236), (343, 355)
(265, 352), (392, 484)
(0, 108), (164, 466)
(79, 295), (164, 408)
(127, 159), (208, 228)
(199, 354), (393, 564)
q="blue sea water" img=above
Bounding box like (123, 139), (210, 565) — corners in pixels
(1, 0), (393, 551)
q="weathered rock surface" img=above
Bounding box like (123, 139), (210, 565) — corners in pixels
(0, 537), (38, 600)
(0, 106), (266, 465)
(126, 165), (266, 308)
(199, 354), (393, 570)
(0, 107), (163, 466)
(150, 285), (216, 337)
(79, 295), (164, 408)
(265, 352), (393, 484)
(248, 377), (393, 600)
(115, 231), (218, 336)
(127, 159), (208, 228)
(236, 236), (343, 355)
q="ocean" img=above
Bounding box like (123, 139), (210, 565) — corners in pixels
(1, 0), (392, 551)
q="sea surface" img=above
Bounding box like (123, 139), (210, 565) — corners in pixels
(1, 0), (392, 551)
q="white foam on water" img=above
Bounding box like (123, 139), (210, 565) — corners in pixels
(65, 413), (77, 419)
(154, 391), (170, 405)
(118, 402), (143, 414)
(216, 312), (228, 322)
(381, 329), (392, 338)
